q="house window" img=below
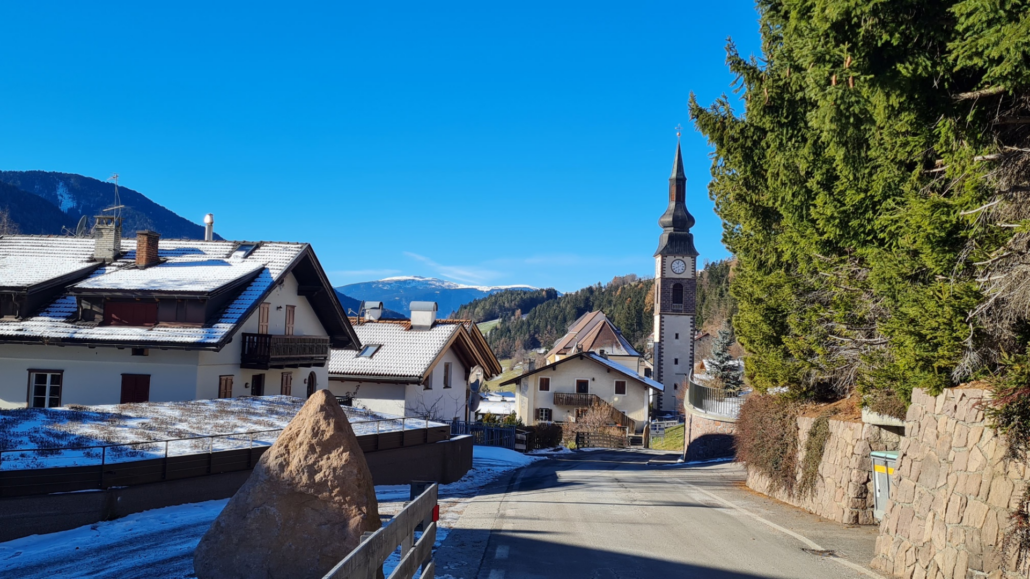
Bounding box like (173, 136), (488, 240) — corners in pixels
(120, 374), (151, 404)
(644, 368), (652, 378)
(358, 344), (380, 358)
(307, 371), (317, 397)
(424, 372), (433, 390)
(539, 377), (550, 392)
(535, 408), (552, 422)
(615, 380), (626, 395)
(29, 371), (62, 408)
(576, 379), (589, 394)
(104, 301), (158, 326)
(443, 362), (452, 388)
(1, 294), (19, 318)
(285, 305), (295, 336)
(251, 373), (265, 396)
(281, 372), (293, 396)
(258, 303), (270, 334)
(218, 375), (233, 399)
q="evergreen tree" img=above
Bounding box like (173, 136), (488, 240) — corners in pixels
(708, 322), (743, 393)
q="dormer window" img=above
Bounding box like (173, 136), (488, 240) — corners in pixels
(358, 344), (381, 358)
(230, 244), (257, 260)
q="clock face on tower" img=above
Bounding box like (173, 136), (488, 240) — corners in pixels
(670, 259), (687, 274)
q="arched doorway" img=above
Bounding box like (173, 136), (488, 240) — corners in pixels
(307, 371), (317, 398)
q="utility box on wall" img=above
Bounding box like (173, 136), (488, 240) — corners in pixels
(871, 450), (898, 520)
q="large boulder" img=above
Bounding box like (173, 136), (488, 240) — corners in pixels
(193, 390), (381, 579)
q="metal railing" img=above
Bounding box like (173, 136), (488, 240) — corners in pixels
(450, 420), (516, 450)
(686, 381), (748, 419)
(323, 482), (438, 579)
(240, 333), (330, 369)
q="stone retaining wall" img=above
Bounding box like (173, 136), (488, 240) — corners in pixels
(746, 416), (901, 525)
(871, 388), (1029, 579)
(684, 408), (737, 462)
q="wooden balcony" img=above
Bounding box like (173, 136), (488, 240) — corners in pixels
(553, 392), (600, 407)
(240, 333), (330, 370)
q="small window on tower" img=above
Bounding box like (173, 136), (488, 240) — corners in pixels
(675, 333), (679, 340)
(674, 358), (679, 365)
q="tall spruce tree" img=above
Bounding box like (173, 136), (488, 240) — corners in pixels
(691, 0), (1030, 409)
(709, 322), (744, 393)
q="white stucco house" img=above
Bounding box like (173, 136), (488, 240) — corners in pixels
(503, 351), (664, 434)
(327, 301), (502, 422)
(0, 220), (359, 409)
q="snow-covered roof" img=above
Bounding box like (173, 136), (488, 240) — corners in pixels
(500, 351), (664, 391)
(0, 236), (312, 347)
(477, 399), (515, 416)
(73, 260), (264, 294)
(0, 237), (97, 290)
(329, 321), (462, 380)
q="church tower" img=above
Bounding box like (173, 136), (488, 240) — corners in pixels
(653, 139), (698, 414)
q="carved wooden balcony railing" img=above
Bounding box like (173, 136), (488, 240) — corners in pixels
(240, 333), (330, 370)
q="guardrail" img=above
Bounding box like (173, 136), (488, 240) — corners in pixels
(686, 381), (748, 419)
(323, 482), (439, 579)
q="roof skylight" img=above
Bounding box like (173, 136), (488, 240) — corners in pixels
(358, 344), (381, 358)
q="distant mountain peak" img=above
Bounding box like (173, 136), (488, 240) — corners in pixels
(373, 275), (537, 293)
(337, 276), (540, 317)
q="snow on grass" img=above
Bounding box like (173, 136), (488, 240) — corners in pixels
(0, 444), (540, 579)
(0, 397), (441, 471)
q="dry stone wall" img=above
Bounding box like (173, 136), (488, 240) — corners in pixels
(871, 387), (1029, 579)
(746, 416), (901, 525)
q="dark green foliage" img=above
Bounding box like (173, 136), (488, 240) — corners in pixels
(691, 0), (1030, 407)
(696, 259), (737, 332)
(526, 423), (563, 450)
(451, 288), (560, 323)
(986, 347), (1030, 461)
(482, 412), (522, 427)
(487, 276), (653, 359)
(709, 322), (743, 392)
(735, 395), (799, 495)
(798, 413), (832, 498)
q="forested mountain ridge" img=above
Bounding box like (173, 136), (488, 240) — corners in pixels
(486, 275), (653, 359)
(0, 171), (218, 239)
(450, 288), (560, 323)
(696, 259), (737, 333)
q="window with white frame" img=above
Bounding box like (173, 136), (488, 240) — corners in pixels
(535, 408), (553, 422)
(29, 370), (63, 408)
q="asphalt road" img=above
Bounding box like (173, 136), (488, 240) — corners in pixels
(435, 450), (884, 579)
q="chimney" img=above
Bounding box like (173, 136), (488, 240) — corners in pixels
(362, 301), (384, 321)
(93, 215), (122, 263)
(203, 213), (214, 241)
(136, 231), (161, 268)
(409, 301), (438, 330)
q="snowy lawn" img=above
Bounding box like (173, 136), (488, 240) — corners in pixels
(0, 446), (542, 578)
(0, 396), (442, 470)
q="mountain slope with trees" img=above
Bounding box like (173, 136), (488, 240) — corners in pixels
(450, 288), (560, 323)
(691, 0), (1030, 415)
(486, 275), (653, 359)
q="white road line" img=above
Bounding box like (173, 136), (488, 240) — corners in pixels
(683, 482), (884, 579)
(488, 570), (505, 579)
(495, 545), (509, 560)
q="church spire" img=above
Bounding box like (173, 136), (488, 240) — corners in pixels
(655, 138), (698, 257)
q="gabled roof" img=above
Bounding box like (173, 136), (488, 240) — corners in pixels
(0, 237), (98, 292)
(329, 318), (502, 383)
(499, 351), (664, 391)
(0, 236), (359, 351)
(545, 311), (640, 359)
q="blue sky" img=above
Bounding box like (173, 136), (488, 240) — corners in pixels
(0, 1), (760, 293)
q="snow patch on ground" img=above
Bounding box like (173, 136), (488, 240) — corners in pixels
(0, 445), (542, 578)
(0, 397), (440, 471)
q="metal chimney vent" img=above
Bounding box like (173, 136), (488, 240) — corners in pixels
(409, 301), (438, 330)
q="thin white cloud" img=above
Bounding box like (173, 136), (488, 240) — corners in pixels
(403, 252), (502, 285)
(330, 268), (402, 278)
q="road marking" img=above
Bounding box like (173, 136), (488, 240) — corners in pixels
(488, 570), (505, 579)
(683, 482), (884, 579)
(495, 545), (509, 560)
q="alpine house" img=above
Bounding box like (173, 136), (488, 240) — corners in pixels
(0, 217), (359, 409)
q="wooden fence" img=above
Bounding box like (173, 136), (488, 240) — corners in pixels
(323, 482), (438, 579)
(575, 431), (628, 449)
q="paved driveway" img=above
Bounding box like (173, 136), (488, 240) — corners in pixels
(435, 449), (883, 579)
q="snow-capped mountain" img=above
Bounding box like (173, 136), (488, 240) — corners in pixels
(335, 276), (538, 317)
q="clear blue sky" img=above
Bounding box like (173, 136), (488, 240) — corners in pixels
(0, 1), (760, 293)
